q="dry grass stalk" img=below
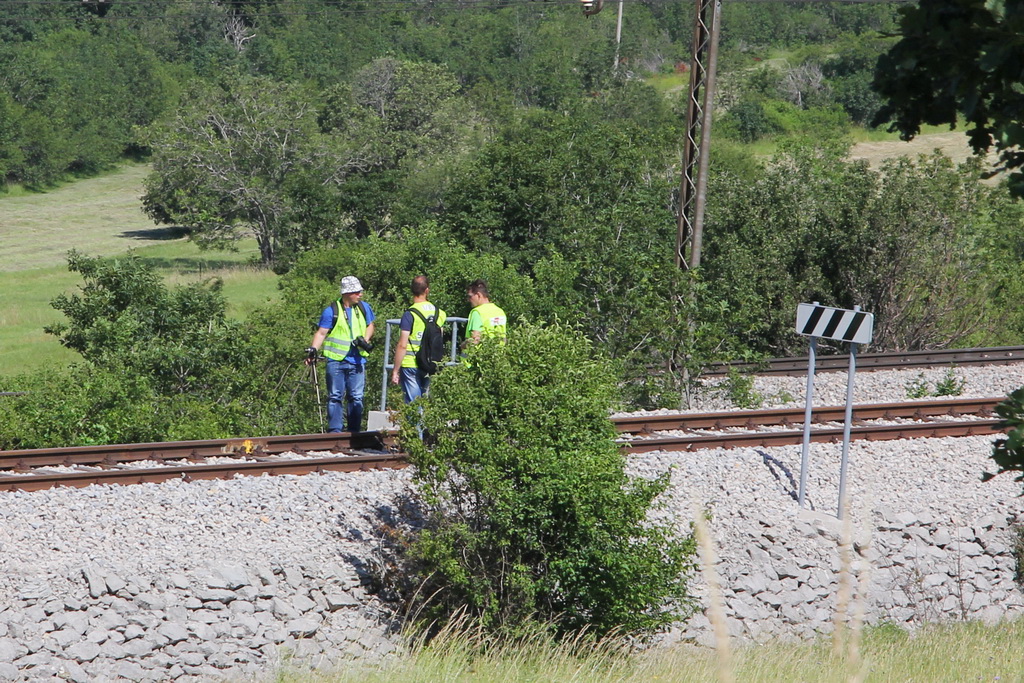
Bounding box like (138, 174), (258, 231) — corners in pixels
(847, 507), (871, 683)
(832, 504), (854, 657)
(694, 509), (734, 683)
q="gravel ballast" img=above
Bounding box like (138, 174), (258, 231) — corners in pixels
(2, 363), (1024, 680)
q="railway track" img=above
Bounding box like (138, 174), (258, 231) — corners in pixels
(0, 431), (402, 493)
(613, 397), (1000, 433)
(705, 345), (1024, 376)
(615, 396), (1004, 453)
(0, 397), (1009, 492)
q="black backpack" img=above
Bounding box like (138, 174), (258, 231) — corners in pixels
(408, 307), (445, 374)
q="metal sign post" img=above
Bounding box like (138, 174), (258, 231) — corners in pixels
(797, 335), (817, 508)
(795, 303), (874, 518)
(837, 333), (859, 520)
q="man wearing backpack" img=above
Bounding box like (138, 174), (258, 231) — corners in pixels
(306, 275), (376, 433)
(391, 274), (447, 403)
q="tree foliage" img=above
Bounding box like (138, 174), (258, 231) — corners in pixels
(391, 325), (696, 637)
(873, 0), (1024, 195)
(0, 27), (175, 186)
(986, 387), (1024, 489)
(141, 75), (360, 268)
(437, 98), (755, 404)
(704, 141), (1019, 354)
(319, 58), (479, 236)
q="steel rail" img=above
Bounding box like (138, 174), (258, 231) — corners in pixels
(613, 397), (1001, 434)
(0, 431), (391, 470)
(704, 345), (1024, 376)
(621, 418), (1005, 453)
(0, 452), (408, 493)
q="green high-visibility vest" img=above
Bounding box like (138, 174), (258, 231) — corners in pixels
(468, 302), (507, 342)
(323, 301), (370, 362)
(402, 301), (446, 369)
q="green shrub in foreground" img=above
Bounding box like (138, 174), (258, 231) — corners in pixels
(393, 324), (696, 638)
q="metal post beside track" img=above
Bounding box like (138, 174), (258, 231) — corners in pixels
(798, 336), (817, 508)
(837, 310), (863, 520)
(795, 302), (874, 518)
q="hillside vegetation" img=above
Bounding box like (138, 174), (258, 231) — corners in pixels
(2, 0), (1021, 413)
(2, 0), (1024, 646)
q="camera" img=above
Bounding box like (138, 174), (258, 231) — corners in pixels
(353, 336), (374, 353)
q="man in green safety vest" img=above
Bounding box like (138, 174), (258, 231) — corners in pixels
(306, 275), (375, 432)
(465, 279), (507, 345)
(391, 274), (446, 403)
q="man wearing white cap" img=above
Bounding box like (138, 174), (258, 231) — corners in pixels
(306, 275), (376, 433)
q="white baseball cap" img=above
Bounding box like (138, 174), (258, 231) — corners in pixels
(340, 276), (363, 295)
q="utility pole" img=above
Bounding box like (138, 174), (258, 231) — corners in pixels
(613, 0), (624, 72)
(675, 0), (722, 270)
(675, 0), (723, 409)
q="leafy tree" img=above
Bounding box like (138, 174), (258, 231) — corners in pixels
(141, 75), (363, 268)
(442, 104), (677, 269)
(721, 2), (895, 49)
(873, 0), (1024, 195)
(720, 98), (782, 142)
(439, 103), (744, 404)
(391, 324), (696, 637)
(822, 38), (891, 126)
(0, 28), (176, 184)
(0, 91), (24, 184)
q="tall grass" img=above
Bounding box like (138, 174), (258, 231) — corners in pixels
(275, 618), (1024, 683)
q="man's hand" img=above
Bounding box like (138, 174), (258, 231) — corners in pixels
(391, 369), (400, 385)
(305, 347), (319, 365)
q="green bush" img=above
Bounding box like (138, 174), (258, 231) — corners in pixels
(722, 367), (763, 409)
(0, 362), (163, 449)
(392, 324), (696, 638)
(721, 98), (782, 143)
(0, 250), (326, 448)
(987, 387), (1024, 489)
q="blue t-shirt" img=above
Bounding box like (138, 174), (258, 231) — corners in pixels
(318, 301), (375, 366)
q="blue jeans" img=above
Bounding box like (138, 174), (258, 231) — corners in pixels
(325, 360), (365, 433)
(399, 366), (431, 404)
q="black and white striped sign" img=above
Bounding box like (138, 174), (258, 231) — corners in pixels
(796, 303), (873, 344)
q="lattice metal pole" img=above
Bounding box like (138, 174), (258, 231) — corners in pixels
(675, 0), (722, 270)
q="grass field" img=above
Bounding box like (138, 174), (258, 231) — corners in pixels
(0, 163), (280, 376)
